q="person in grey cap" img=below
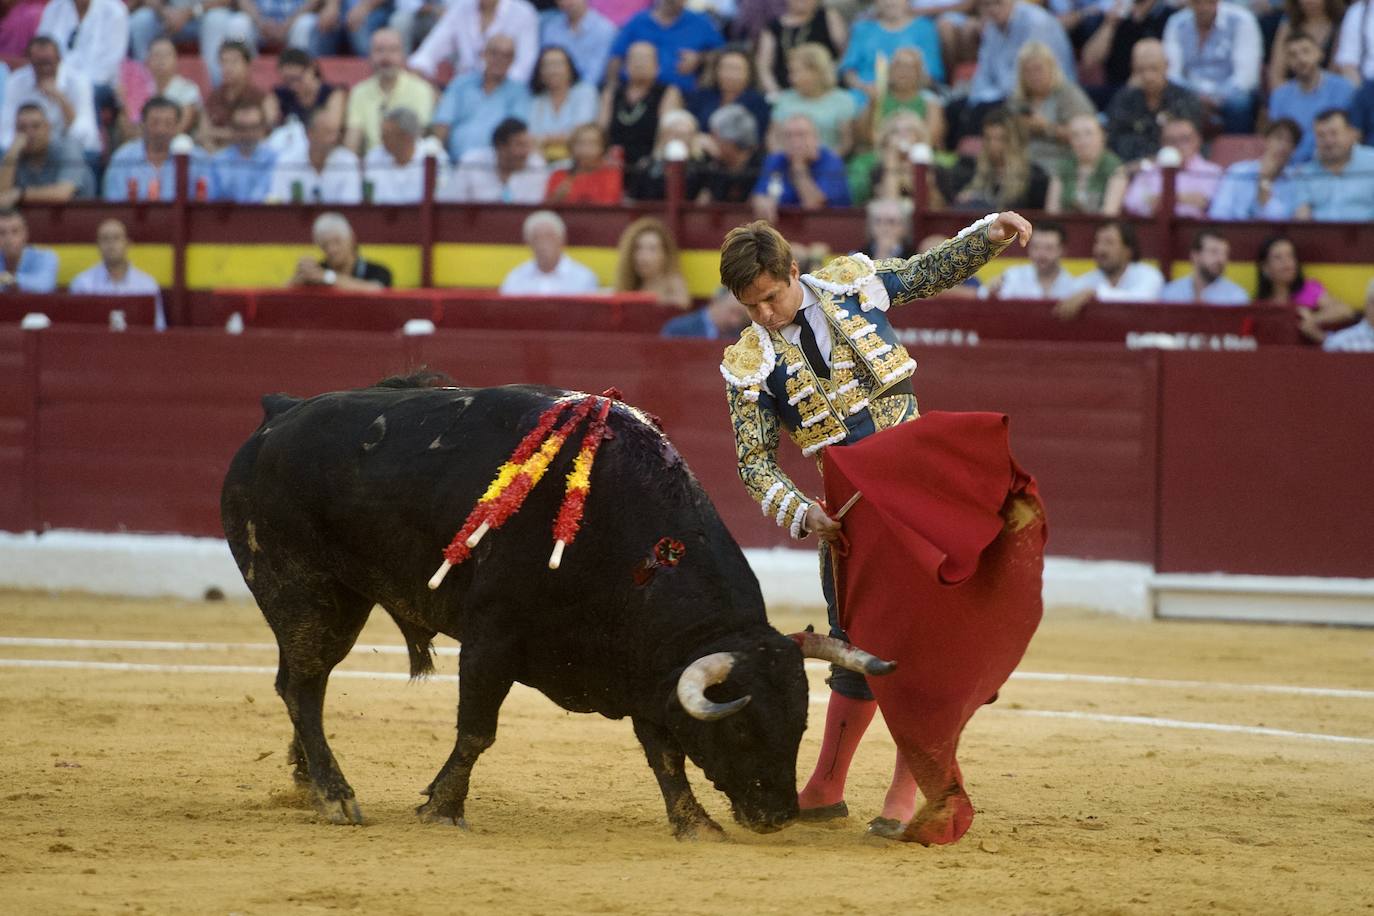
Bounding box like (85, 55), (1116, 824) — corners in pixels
(697, 103), (763, 203)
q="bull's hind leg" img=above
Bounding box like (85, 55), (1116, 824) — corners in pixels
(632, 718), (723, 839)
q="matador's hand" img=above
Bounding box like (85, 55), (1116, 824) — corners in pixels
(803, 503), (842, 542)
(987, 211), (1033, 248)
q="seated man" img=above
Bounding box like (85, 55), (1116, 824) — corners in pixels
(1054, 220), (1164, 319)
(128, 0), (256, 87)
(1161, 0), (1262, 133)
(0, 206), (58, 292)
(498, 210), (599, 295)
(541, 0), (616, 90)
(0, 103), (97, 205)
(604, 0), (724, 94)
(211, 102), (277, 203)
(289, 212), (392, 290)
(69, 219), (165, 330)
(1321, 280), (1374, 352)
(0, 37), (99, 159)
(200, 41), (274, 153)
(1268, 31), (1356, 163)
(1105, 39), (1203, 165)
(430, 34), (530, 162)
(1159, 228), (1249, 305)
(1293, 108), (1374, 221)
(103, 97), (213, 201)
(36, 0), (128, 100)
(343, 28), (436, 157)
(750, 114), (850, 223)
(982, 220), (1076, 300)
(268, 107), (362, 204)
(965, 0), (1076, 129)
(407, 0), (539, 84)
(697, 104), (763, 205)
(1208, 117), (1301, 220)
(442, 117), (548, 204)
(364, 107), (449, 204)
(1122, 113), (1221, 218)
(661, 286), (749, 339)
(1079, 0), (1177, 106)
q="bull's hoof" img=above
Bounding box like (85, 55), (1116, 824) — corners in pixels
(317, 795), (364, 826)
(866, 816), (906, 840)
(672, 819), (725, 841)
(416, 800), (468, 829)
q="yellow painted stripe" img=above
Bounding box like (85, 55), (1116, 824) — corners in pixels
(51, 245), (175, 286)
(185, 244), (423, 290)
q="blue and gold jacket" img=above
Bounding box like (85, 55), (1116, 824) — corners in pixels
(721, 215), (1013, 539)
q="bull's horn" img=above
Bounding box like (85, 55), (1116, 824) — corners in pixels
(788, 632), (897, 676)
(676, 652), (751, 721)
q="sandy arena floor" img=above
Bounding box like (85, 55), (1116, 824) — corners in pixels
(1, 591), (1371, 915)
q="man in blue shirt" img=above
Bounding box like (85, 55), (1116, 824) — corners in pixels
(749, 114), (850, 222)
(1294, 108), (1374, 221)
(0, 207), (58, 293)
(1209, 117), (1301, 220)
(102, 97), (213, 201)
(969, 0), (1076, 106)
(606, 0), (723, 92)
(661, 286), (749, 339)
(1159, 228), (1250, 305)
(1267, 31), (1355, 162)
(211, 101), (277, 203)
(541, 0), (616, 89)
(432, 33), (530, 161)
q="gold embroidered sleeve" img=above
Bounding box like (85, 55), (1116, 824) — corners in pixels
(725, 384), (814, 540)
(873, 219), (1015, 307)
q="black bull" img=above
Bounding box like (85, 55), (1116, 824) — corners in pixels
(221, 378), (891, 837)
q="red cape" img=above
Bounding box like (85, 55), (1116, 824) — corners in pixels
(822, 411), (1047, 845)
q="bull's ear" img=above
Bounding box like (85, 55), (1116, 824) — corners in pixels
(676, 652), (751, 721)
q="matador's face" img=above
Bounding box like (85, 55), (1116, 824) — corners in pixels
(735, 261), (803, 333)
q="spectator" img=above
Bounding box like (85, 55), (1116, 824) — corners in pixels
(1159, 228), (1250, 304)
(1354, 76), (1374, 143)
(343, 28), (436, 157)
(289, 211), (392, 290)
(755, 0), (848, 96)
(1080, 0), (1177, 107)
(696, 103), (762, 203)
(129, 0), (255, 87)
(1105, 38), (1204, 164)
(237, 0), (316, 55)
(750, 113), (850, 221)
(69, 218), (165, 330)
(0, 102), (96, 204)
(687, 47), (770, 142)
(613, 215), (690, 309)
(433, 34), (532, 161)
(541, 0), (617, 90)
(770, 42), (855, 157)
(966, 0), (1076, 120)
(200, 42), (275, 152)
(840, 0), (945, 102)
(210, 101), (277, 203)
(387, 0), (442, 54)
(0, 206), (56, 292)
(544, 121), (623, 202)
(1046, 114), (1126, 215)
(1122, 113), (1222, 217)
(1269, 30), (1355, 163)
(660, 285), (748, 338)
(599, 41), (682, 166)
(864, 196), (913, 260)
(1054, 220), (1165, 318)
(443, 116), (548, 203)
(940, 107), (1049, 211)
(0, 36), (99, 156)
(605, 0), (724, 93)
(1335, 0), (1374, 84)
(1255, 233), (1355, 340)
(1208, 116), (1302, 219)
(1321, 279), (1374, 350)
(528, 45), (599, 163)
(407, 0), (539, 85)
(103, 97), (213, 201)
(1293, 108), (1374, 219)
(272, 48), (345, 130)
(499, 210), (600, 295)
(36, 0), (127, 91)
(865, 46), (945, 152)
(1161, 0), (1262, 133)
(0, 1), (45, 58)
(626, 108), (706, 200)
(267, 106), (362, 204)
(1268, 0), (1344, 88)
(847, 109), (931, 205)
(364, 106), (448, 203)
(122, 37), (203, 138)
(309, 0), (392, 57)
(983, 220), (1076, 299)
(1008, 40), (1094, 166)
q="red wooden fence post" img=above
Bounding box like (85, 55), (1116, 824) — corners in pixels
(663, 139), (687, 247)
(1158, 150), (1180, 281)
(171, 148), (190, 328)
(909, 142), (933, 252)
(420, 144), (438, 289)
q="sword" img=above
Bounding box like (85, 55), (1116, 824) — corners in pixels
(833, 491), (863, 520)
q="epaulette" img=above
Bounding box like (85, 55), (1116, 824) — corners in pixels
(719, 324), (775, 400)
(804, 252), (890, 313)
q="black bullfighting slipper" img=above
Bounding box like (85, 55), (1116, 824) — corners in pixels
(866, 816), (906, 839)
(798, 801), (849, 821)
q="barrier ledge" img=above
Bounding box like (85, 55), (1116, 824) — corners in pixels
(1152, 574), (1374, 627)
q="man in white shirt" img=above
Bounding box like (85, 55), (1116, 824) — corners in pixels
(1161, 0), (1262, 132)
(407, 0), (539, 84)
(268, 106), (362, 204)
(0, 36), (99, 155)
(363, 106), (449, 203)
(441, 117), (547, 204)
(1054, 220), (1165, 318)
(69, 219), (166, 330)
(37, 0), (129, 91)
(1321, 280), (1374, 351)
(499, 210), (599, 295)
(1335, 0), (1374, 85)
(983, 221), (1076, 300)
(1159, 228), (1250, 305)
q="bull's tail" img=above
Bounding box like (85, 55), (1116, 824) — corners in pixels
(386, 612), (438, 679)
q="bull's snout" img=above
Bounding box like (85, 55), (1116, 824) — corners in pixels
(732, 798), (800, 834)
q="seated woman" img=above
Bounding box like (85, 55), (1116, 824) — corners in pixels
(545, 122), (624, 204)
(1006, 40), (1094, 167)
(937, 107), (1048, 211)
(770, 42), (856, 157)
(1255, 235), (1355, 343)
(625, 109), (708, 201)
(528, 46), (599, 165)
(846, 110), (933, 205)
(687, 47), (772, 142)
(1045, 114), (1126, 215)
(613, 216), (691, 310)
(600, 41), (683, 168)
(864, 196), (914, 260)
(755, 0), (849, 96)
(840, 0), (945, 105)
(862, 46), (945, 151)
(272, 48), (346, 130)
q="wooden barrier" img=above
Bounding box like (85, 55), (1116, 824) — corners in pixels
(0, 294), (160, 328)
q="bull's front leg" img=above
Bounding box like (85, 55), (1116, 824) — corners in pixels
(632, 718), (724, 840)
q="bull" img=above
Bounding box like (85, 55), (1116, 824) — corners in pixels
(221, 374), (892, 837)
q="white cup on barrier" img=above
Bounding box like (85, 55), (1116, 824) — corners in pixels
(109, 309), (127, 332)
(403, 318), (436, 336)
(20, 312), (51, 330)
(225, 312), (245, 335)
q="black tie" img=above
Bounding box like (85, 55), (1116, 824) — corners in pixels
(791, 310), (830, 379)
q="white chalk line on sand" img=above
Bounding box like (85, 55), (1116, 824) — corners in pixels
(3, 656), (1373, 748)
(3, 636), (1373, 701)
